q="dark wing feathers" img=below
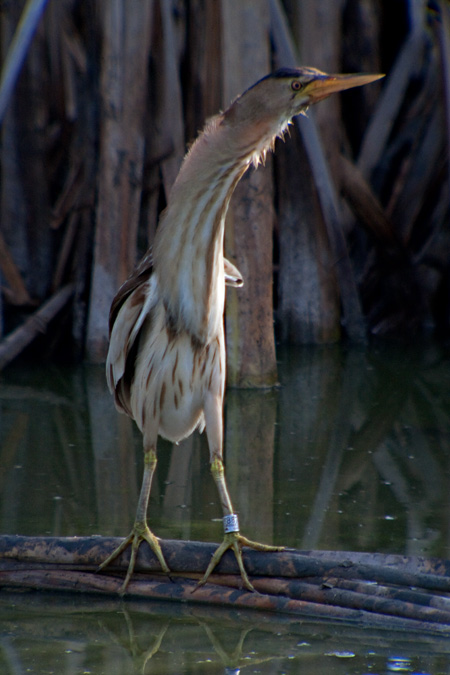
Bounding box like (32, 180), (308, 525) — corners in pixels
(107, 250), (154, 415)
(109, 250), (153, 335)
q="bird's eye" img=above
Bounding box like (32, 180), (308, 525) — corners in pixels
(291, 80), (302, 91)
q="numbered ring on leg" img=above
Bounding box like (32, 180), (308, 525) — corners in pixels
(223, 513), (240, 534)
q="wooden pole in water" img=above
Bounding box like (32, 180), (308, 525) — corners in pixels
(1, 535), (450, 631)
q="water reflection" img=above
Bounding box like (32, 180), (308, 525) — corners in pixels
(275, 344), (450, 558)
(1, 343), (450, 673)
(1, 592), (449, 674)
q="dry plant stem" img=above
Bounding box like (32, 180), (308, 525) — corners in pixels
(0, 0), (50, 123)
(0, 231), (32, 305)
(0, 284), (75, 370)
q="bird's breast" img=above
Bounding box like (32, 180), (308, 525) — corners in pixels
(130, 306), (225, 444)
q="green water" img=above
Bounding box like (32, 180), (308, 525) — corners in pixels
(1, 343), (450, 674)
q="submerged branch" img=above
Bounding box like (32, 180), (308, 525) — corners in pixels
(1, 535), (450, 631)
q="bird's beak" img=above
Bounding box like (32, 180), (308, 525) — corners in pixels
(304, 72), (384, 104)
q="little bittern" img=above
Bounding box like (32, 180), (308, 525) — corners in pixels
(99, 67), (383, 593)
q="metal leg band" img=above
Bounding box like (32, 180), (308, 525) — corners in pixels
(223, 513), (239, 534)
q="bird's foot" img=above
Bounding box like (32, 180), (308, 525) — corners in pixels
(197, 526), (283, 592)
(97, 522), (170, 595)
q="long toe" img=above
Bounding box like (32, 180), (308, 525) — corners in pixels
(197, 537), (232, 589)
(141, 526), (171, 576)
(97, 523), (170, 594)
(198, 532), (281, 592)
(237, 534), (284, 553)
(97, 533), (134, 572)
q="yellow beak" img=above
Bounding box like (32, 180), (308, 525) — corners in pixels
(305, 72), (384, 103)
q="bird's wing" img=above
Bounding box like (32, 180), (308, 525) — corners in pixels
(109, 250), (153, 333)
(106, 251), (241, 416)
(106, 251), (154, 415)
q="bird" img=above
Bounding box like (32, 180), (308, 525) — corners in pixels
(98, 66), (384, 594)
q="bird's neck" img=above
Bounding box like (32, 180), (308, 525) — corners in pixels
(153, 113), (271, 343)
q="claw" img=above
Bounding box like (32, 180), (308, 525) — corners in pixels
(97, 522), (170, 594)
(197, 532), (283, 592)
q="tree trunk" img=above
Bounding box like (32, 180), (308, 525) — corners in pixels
(86, 0), (153, 362)
(276, 134), (342, 343)
(221, 0), (278, 387)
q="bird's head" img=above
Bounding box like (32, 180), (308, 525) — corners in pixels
(261, 67), (383, 113)
(223, 67), (384, 153)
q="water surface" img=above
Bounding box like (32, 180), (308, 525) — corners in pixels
(1, 343), (450, 673)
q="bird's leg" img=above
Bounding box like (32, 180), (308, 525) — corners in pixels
(97, 446), (170, 594)
(198, 457), (281, 591)
(198, 393), (282, 591)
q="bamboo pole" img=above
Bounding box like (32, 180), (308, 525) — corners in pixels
(439, 0), (450, 195)
(4, 536), (450, 586)
(338, 154), (402, 250)
(153, 0), (186, 197)
(0, 284), (75, 370)
(0, 0), (49, 123)
(276, 127), (342, 343)
(357, 31), (425, 178)
(221, 0), (278, 386)
(86, 0), (153, 362)
(270, 0), (366, 343)
(2, 535), (450, 630)
(0, 231), (32, 305)
(0, 1), (449, 356)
